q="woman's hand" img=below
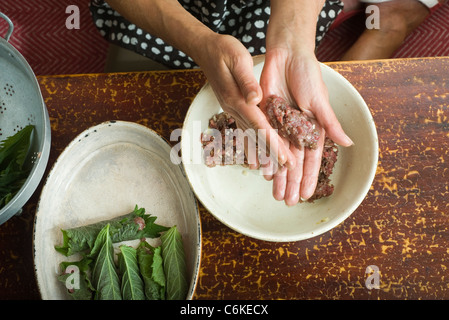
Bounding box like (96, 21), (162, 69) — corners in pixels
(194, 33), (296, 170)
(259, 48), (353, 205)
(258, 0), (353, 206)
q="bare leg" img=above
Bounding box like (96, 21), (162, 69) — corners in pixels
(341, 0), (363, 12)
(341, 0), (436, 60)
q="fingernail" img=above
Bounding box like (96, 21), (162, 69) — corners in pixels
(278, 153), (294, 170)
(278, 153), (286, 166)
(246, 91), (259, 104)
(345, 134), (354, 146)
(286, 190), (300, 207)
(300, 178), (315, 201)
(287, 158), (295, 170)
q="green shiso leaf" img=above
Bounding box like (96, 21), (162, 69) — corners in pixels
(160, 226), (188, 300)
(0, 125), (34, 208)
(118, 245), (146, 300)
(55, 205), (169, 256)
(90, 224), (122, 300)
(136, 241), (166, 300)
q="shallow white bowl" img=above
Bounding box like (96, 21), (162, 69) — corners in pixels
(34, 121), (201, 299)
(181, 56), (378, 242)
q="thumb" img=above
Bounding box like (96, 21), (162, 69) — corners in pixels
(231, 56), (263, 105)
(316, 100), (353, 147)
(229, 56), (295, 168)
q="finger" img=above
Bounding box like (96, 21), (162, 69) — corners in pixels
(240, 126), (260, 170)
(271, 136), (293, 201)
(260, 145), (275, 180)
(272, 165), (288, 201)
(230, 55), (263, 105)
(284, 146), (305, 206)
(321, 112), (353, 147)
(261, 160), (274, 181)
(239, 107), (295, 169)
(300, 130), (325, 201)
(313, 96), (353, 147)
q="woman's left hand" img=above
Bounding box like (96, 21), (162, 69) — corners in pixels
(259, 48), (353, 205)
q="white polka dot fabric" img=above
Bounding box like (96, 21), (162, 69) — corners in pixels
(89, 0), (343, 69)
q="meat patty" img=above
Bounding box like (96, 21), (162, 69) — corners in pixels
(266, 96), (320, 150)
(306, 137), (338, 202)
(201, 112), (248, 168)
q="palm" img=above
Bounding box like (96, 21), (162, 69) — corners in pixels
(259, 50), (330, 204)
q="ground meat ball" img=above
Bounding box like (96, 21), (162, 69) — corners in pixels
(306, 137), (338, 202)
(266, 96), (320, 150)
(201, 112), (338, 202)
(201, 112), (247, 167)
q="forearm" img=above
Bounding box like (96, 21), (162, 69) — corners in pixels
(267, 0), (326, 52)
(105, 0), (214, 61)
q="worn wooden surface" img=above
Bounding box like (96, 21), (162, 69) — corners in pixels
(0, 57), (448, 300)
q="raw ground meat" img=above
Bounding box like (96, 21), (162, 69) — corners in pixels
(201, 112), (248, 168)
(201, 112), (338, 202)
(307, 137), (338, 202)
(266, 96), (320, 150)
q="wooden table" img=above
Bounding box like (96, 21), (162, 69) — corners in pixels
(1, 57), (448, 300)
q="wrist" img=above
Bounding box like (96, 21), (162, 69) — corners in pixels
(267, 0), (323, 53)
(266, 30), (316, 54)
(186, 30), (219, 67)
(265, 44), (317, 65)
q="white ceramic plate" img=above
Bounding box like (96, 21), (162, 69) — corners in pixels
(34, 121), (201, 299)
(181, 55), (378, 242)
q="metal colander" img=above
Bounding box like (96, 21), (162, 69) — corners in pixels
(0, 12), (51, 225)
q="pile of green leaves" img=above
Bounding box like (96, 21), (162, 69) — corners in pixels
(56, 206), (189, 300)
(0, 125), (34, 209)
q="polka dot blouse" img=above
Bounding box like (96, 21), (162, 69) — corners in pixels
(89, 0), (343, 69)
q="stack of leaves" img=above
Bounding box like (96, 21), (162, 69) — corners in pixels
(56, 206), (189, 300)
(0, 125), (34, 209)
